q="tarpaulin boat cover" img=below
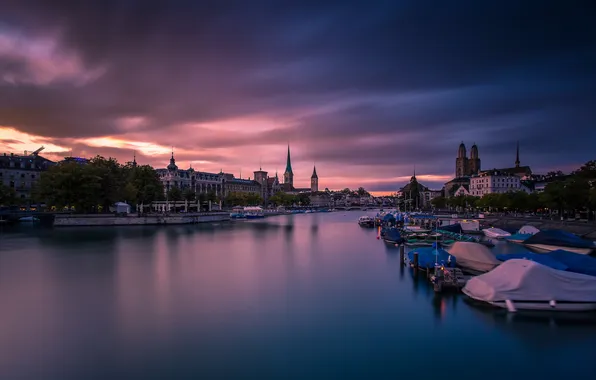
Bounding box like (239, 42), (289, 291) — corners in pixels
(383, 228), (403, 243)
(518, 225), (540, 235)
(463, 259), (596, 302)
(383, 213), (396, 221)
(496, 252), (568, 271)
(440, 224), (463, 234)
(546, 249), (596, 277)
(448, 242), (500, 273)
(523, 230), (594, 249)
(505, 233), (532, 242)
(407, 247), (456, 269)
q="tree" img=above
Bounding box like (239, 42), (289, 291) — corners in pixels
(167, 186), (183, 201)
(0, 185), (17, 206)
(431, 196), (446, 209)
(183, 188), (196, 202)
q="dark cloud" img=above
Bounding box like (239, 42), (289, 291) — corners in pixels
(0, 0), (595, 188)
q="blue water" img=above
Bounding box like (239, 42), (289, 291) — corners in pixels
(1, 211), (595, 379)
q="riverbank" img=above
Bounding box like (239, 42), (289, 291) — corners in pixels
(54, 212), (230, 227)
(483, 216), (596, 240)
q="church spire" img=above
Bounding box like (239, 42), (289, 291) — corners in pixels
(515, 141), (520, 168)
(311, 164), (318, 179)
(285, 144), (293, 174)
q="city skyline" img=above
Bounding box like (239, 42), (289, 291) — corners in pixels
(1, 1), (595, 194)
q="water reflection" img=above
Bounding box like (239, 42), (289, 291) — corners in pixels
(1, 212), (596, 379)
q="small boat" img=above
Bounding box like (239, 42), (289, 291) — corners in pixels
(448, 242), (501, 274)
(546, 249), (596, 277)
(244, 206), (265, 219)
(522, 230), (595, 255)
(358, 216), (375, 227)
(230, 212), (246, 219)
(381, 228), (404, 244)
(430, 264), (467, 292)
(463, 259), (596, 312)
(19, 216), (40, 223)
(505, 225), (540, 244)
(496, 252), (568, 271)
(482, 227), (511, 239)
(406, 246), (457, 271)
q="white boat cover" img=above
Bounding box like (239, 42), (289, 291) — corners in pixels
(483, 227), (511, 237)
(518, 225), (540, 235)
(448, 242), (500, 273)
(463, 259), (596, 302)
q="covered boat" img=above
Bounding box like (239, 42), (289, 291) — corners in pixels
(448, 242), (500, 273)
(382, 228), (404, 244)
(546, 249), (596, 277)
(482, 227), (511, 239)
(523, 230), (595, 255)
(496, 252), (568, 271)
(463, 259), (596, 312)
(505, 225), (540, 244)
(439, 223), (463, 234)
(407, 246), (456, 270)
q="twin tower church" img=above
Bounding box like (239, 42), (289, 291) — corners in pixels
(279, 145), (319, 193)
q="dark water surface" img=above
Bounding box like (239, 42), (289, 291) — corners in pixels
(1, 211), (595, 379)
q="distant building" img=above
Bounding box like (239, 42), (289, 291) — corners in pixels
(156, 151), (224, 197)
(455, 142), (481, 177)
(0, 148), (54, 202)
(445, 141), (532, 197)
(469, 169), (531, 196)
(311, 165), (318, 192)
(222, 173), (261, 196)
(283, 145), (294, 191)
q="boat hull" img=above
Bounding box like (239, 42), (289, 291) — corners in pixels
(486, 300), (596, 312)
(524, 244), (594, 255)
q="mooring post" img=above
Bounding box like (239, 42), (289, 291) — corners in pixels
(413, 251), (419, 269)
(399, 244), (405, 265)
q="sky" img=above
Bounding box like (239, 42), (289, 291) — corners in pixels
(0, 0), (595, 194)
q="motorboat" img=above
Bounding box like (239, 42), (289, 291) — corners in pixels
(381, 228), (404, 244)
(496, 252), (568, 271)
(505, 225), (540, 244)
(482, 227), (511, 239)
(522, 230), (595, 255)
(448, 242), (501, 274)
(358, 216), (375, 227)
(546, 249), (596, 277)
(463, 259), (596, 312)
(244, 206), (265, 219)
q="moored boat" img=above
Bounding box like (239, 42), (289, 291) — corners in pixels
(482, 227), (511, 239)
(463, 259), (596, 312)
(358, 216), (375, 227)
(244, 206), (265, 219)
(522, 230), (595, 255)
(448, 241), (501, 274)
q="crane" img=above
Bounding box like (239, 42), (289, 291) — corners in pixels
(30, 146), (45, 156)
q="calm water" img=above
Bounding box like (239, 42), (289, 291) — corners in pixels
(1, 211), (595, 379)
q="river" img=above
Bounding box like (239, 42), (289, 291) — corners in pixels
(1, 211), (595, 379)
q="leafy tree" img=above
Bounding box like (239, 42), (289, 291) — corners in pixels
(0, 185), (17, 206)
(431, 196), (446, 209)
(167, 186), (183, 201)
(183, 188), (196, 201)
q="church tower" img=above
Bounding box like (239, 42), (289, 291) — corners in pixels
(469, 143), (481, 175)
(455, 142), (468, 177)
(515, 141), (520, 168)
(311, 165), (318, 192)
(283, 144), (294, 188)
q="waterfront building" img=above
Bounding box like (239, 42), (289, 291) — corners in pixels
(445, 141), (532, 197)
(0, 148), (54, 202)
(156, 151), (224, 197)
(222, 173), (261, 196)
(469, 170), (532, 196)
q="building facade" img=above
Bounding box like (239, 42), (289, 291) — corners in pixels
(469, 170), (530, 196)
(156, 152), (224, 197)
(222, 173), (261, 196)
(0, 149), (54, 202)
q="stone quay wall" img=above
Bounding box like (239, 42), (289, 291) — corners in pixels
(54, 212), (230, 227)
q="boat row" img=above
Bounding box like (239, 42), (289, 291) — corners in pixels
(402, 240), (596, 312)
